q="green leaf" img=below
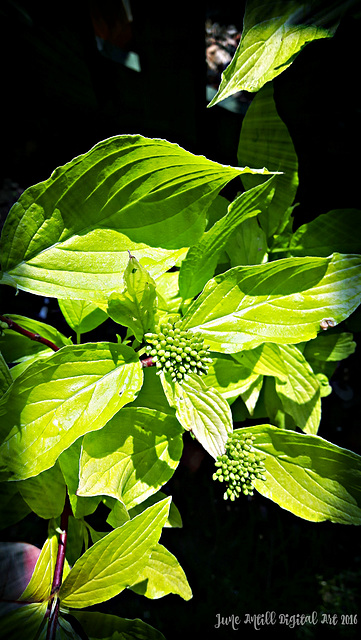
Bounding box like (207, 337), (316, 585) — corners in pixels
(17, 463), (66, 519)
(77, 407), (183, 509)
(0, 482), (31, 529)
(237, 343), (321, 434)
(127, 366), (175, 415)
(161, 372), (233, 459)
(108, 253), (157, 341)
(127, 492), (183, 529)
(202, 354), (260, 402)
(0, 602), (48, 640)
(0, 136), (273, 303)
(290, 209), (361, 257)
(59, 497), (171, 607)
(226, 216), (268, 267)
(18, 533), (57, 602)
(304, 331), (356, 362)
(0, 343), (143, 480)
(130, 543), (192, 600)
(237, 82), (299, 238)
(59, 300), (108, 336)
(208, 0), (343, 103)
(181, 253), (361, 352)
(71, 611), (166, 640)
(178, 177), (277, 299)
(244, 424), (361, 524)
(0, 315), (71, 364)
(58, 440), (101, 518)
(0, 352), (12, 397)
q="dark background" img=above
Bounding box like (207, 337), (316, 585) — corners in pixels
(1, 1), (360, 638)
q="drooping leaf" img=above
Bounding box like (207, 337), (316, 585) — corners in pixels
(237, 82), (299, 238)
(181, 253), (361, 352)
(17, 463), (66, 519)
(0, 343), (143, 480)
(236, 343), (321, 434)
(18, 533), (58, 602)
(58, 300), (108, 337)
(208, 0), (348, 104)
(290, 209), (361, 256)
(77, 407), (183, 509)
(178, 177), (277, 299)
(161, 372), (233, 459)
(71, 610), (166, 640)
(58, 439), (101, 518)
(130, 543), (192, 601)
(0, 136), (274, 303)
(59, 498), (171, 607)
(0, 602), (48, 640)
(108, 253), (157, 341)
(244, 424), (361, 524)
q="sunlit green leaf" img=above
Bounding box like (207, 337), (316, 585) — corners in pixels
(78, 407), (183, 509)
(181, 253), (361, 352)
(58, 300), (108, 337)
(226, 216), (268, 267)
(127, 492), (183, 529)
(0, 352), (12, 397)
(59, 498), (171, 607)
(130, 543), (192, 600)
(161, 372), (233, 459)
(303, 331), (356, 362)
(18, 533), (57, 602)
(202, 354), (259, 402)
(108, 254), (157, 341)
(58, 440), (101, 518)
(208, 0), (345, 103)
(0, 136), (273, 303)
(244, 424), (361, 524)
(237, 82), (299, 238)
(178, 177), (276, 299)
(0, 343), (143, 480)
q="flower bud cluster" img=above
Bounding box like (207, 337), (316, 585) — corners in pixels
(144, 321), (212, 383)
(213, 432), (267, 501)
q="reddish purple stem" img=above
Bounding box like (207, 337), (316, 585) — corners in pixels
(0, 315), (60, 352)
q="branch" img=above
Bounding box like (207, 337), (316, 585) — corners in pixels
(46, 492), (72, 640)
(140, 355), (155, 368)
(0, 314), (60, 352)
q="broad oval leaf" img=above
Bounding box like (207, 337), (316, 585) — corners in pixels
(78, 407), (183, 509)
(181, 253), (361, 352)
(0, 135), (273, 302)
(59, 497), (171, 607)
(17, 463), (66, 519)
(161, 372), (233, 459)
(58, 300), (108, 336)
(208, 0), (343, 103)
(130, 543), (192, 601)
(0, 343), (143, 480)
(244, 424), (361, 524)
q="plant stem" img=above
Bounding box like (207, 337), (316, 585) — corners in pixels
(0, 314), (60, 352)
(46, 492), (72, 639)
(140, 355), (155, 367)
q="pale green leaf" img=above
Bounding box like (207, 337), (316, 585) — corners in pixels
(1, 136), (273, 303)
(202, 354), (259, 402)
(19, 533), (57, 602)
(240, 374), (264, 416)
(59, 497), (171, 607)
(127, 492), (183, 529)
(154, 271), (182, 314)
(78, 407), (183, 509)
(161, 372), (233, 459)
(226, 216), (268, 267)
(0, 352), (12, 397)
(130, 543), (192, 601)
(58, 440), (101, 518)
(9, 351), (55, 380)
(0, 343), (143, 480)
(0, 602), (47, 640)
(237, 343), (321, 433)
(108, 254), (157, 341)
(59, 300), (108, 336)
(106, 499), (130, 529)
(17, 463), (66, 519)
(237, 82), (299, 238)
(178, 177), (277, 299)
(71, 611), (166, 640)
(181, 253), (361, 352)
(208, 0), (344, 103)
(290, 209), (361, 257)
(244, 424), (361, 524)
